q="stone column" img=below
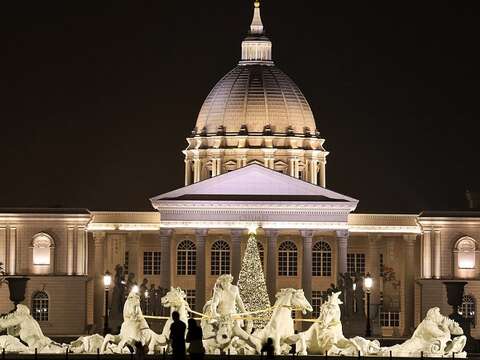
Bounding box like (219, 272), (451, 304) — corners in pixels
(265, 229), (278, 304)
(7, 227), (16, 275)
(422, 230), (432, 279)
(368, 234), (381, 304)
(289, 159), (295, 177)
(433, 230), (441, 279)
(159, 229), (173, 290)
(67, 227), (75, 275)
(403, 234), (416, 335)
(195, 229), (208, 311)
(301, 231), (314, 304)
(184, 159), (192, 186)
(193, 159), (201, 183)
(93, 232), (106, 332)
(336, 230), (348, 276)
(319, 160), (326, 188)
(310, 160), (318, 185)
(231, 230), (243, 283)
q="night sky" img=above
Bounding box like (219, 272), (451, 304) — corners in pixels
(1, 1), (479, 213)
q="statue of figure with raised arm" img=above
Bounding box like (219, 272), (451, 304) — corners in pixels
(203, 274), (261, 354)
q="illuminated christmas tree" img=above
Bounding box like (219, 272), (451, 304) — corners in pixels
(237, 228), (271, 328)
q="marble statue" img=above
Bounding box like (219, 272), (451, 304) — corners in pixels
(380, 307), (467, 358)
(69, 334), (104, 354)
(252, 288), (313, 355)
(201, 274), (260, 354)
(101, 289), (165, 354)
(0, 305), (65, 353)
(0, 275), (469, 357)
(159, 287), (190, 340)
(295, 291), (380, 356)
(109, 264), (126, 334)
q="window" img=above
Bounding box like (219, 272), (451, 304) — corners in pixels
(211, 241), (230, 275)
(347, 253), (366, 276)
(177, 240), (196, 275)
(312, 290), (327, 318)
(124, 251), (129, 275)
(258, 242), (264, 268)
(186, 289), (196, 311)
(32, 291), (49, 321)
(456, 237), (477, 269)
(312, 241), (331, 276)
(380, 311), (400, 327)
(144, 251), (161, 275)
(459, 295), (476, 322)
(32, 233), (54, 265)
(278, 241), (298, 276)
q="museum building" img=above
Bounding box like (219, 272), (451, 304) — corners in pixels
(1, 1), (480, 338)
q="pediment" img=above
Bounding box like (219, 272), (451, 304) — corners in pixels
(151, 164), (357, 204)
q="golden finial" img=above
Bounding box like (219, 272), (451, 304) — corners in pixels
(254, 0), (260, 9)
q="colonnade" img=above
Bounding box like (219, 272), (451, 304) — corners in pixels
(184, 156), (327, 188)
(158, 228), (349, 310)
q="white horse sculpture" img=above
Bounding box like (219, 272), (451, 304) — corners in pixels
(160, 287), (191, 339)
(101, 290), (165, 354)
(380, 307), (467, 358)
(252, 288), (313, 355)
(295, 291), (380, 356)
(0, 305), (64, 353)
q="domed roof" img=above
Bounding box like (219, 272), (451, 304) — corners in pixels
(193, 1), (317, 137)
(195, 64), (317, 136)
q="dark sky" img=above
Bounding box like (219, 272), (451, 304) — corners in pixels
(1, 1), (479, 213)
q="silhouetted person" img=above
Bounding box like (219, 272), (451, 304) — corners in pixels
(134, 341), (146, 360)
(261, 338), (275, 359)
(186, 318), (205, 360)
(170, 311), (186, 360)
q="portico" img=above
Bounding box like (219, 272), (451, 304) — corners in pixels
(150, 164), (358, 309)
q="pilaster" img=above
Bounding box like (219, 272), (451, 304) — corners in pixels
(265, 229), (278, 303)
(159, 228), (173, 290)
(301, 230), (314, 303)
(422, 230), (432, 279)
(195, 229), (208, 311)
(403, 234), (416, 335)
(336, 229), (348, 276)
(433, 230), (441, 279)
(231, 229), (243, 282)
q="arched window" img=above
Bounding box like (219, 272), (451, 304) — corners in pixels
(312, 241), (332, 276)
(32, 233), (54, 265)
(177, 240), (196, 275)
(455, 237), (477, 269)
(32, 291), (49, 321)
(211, 240), (230, 275)
(278, 241), (297, 276)
(459, 295), (476, 324)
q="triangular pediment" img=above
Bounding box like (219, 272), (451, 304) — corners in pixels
(151, 164), (357, 204)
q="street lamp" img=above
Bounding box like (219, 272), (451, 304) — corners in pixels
(364, 273), (373, 337)
(103, 271), (112, 335)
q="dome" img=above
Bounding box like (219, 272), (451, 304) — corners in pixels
(195, 64), (317, 136)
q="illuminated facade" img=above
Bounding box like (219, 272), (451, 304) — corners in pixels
(1, 1), (479, 339)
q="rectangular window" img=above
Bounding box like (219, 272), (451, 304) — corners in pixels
(347, 253), (366, 276)
(186, 289), (196, 311)
(380, 311), (400, 327)
(312, 290), (327, 318)
(143, 251), (161, 275)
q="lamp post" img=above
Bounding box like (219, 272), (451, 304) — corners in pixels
(364, 273), (373, 337)
(103, 271), (112, 335)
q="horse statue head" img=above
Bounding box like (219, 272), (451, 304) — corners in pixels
(123, 289), (142, 321)
(275, 288), (313, 315)
(161, 287), (188, 311)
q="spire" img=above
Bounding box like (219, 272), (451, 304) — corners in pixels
(240, 0), (273, 65)
(250, 1), (264, 34)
